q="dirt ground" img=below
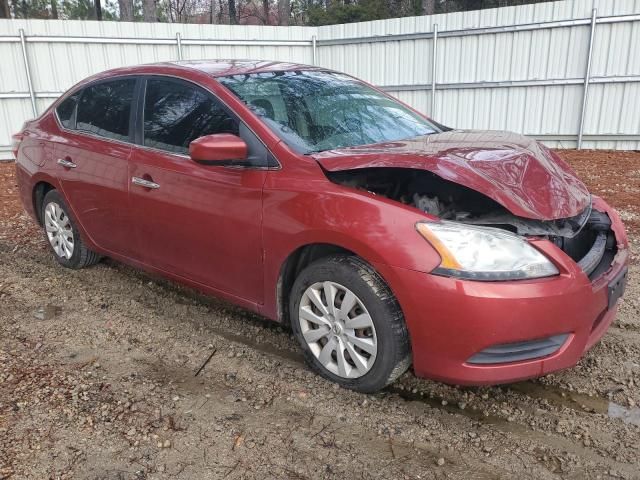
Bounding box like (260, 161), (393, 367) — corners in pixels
(1, 150), (639, 480)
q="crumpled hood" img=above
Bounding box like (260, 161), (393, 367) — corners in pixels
(312, 130), (590, 220)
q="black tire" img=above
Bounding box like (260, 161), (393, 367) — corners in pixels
(290, 254), (411, 393)
(41, 190), (101, 269)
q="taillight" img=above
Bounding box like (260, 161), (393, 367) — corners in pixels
(11, 133), (24, 159)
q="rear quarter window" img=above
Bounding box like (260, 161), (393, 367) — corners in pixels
(56, 92), (80, 129)
(76, 79), (136, 142)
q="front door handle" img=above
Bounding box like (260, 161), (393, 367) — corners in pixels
(131, 176), (160, 189)
(57, 158), (77, 168)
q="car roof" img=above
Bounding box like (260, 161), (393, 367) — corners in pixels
(124, 59), (327, 77)
(159, 59), (326, 77)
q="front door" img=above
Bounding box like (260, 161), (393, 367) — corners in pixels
(128, 77), (267, 304)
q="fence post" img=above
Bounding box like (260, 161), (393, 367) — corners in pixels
(19, 28), (37, 117)
(311, 34), (317, 66)
(577, 8), (597, 150)
(431, 23), (438, 117)
(176, 32), (183, 60)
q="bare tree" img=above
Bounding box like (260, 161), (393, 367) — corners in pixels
(143, 0), (156, 20)
(261, 0), (269, 24)
(165, 0), (204, 23)
(118, 0), (134, 20)
(422, 0), (435, 15)
(0, 0), (10, 18)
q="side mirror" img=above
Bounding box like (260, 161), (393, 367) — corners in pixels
(189, 133), (248, 165)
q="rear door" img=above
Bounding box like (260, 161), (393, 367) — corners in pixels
(128, 76), (269, 304)
(53, 77), (138, 257)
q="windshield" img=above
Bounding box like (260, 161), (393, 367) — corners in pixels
(218, 70), (440, 154)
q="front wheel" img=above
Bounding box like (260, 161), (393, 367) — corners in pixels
(290, 255), (411, 393)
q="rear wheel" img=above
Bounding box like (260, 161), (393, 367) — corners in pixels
(290, 255), (411, 393)
(41, 190), (101, 269)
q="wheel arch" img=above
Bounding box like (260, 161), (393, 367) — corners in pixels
(275, 239), (409, 329)
(276, 243), (358, 326)
(33, 181), (57, 225)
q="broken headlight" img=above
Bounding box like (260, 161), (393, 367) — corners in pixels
(416, 221), (559, 281)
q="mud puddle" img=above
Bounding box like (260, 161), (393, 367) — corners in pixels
(508, 382), (640, 426)
(607, 403), (640, 426)
(386, 385), (508, 425)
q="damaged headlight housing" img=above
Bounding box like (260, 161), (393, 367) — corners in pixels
(416, 221), (559, 281)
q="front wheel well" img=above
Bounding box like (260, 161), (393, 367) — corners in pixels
(277, 243), (354, 325)
(33, 181), (56, 225)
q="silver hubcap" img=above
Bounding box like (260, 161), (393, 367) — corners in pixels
(299, 281), (377, 379)
(44, 202), (74, 259)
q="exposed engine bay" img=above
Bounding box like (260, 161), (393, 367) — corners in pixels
(326, 167), (617, 279)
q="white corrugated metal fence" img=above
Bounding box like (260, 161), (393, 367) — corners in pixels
(1, 0), (639, 159)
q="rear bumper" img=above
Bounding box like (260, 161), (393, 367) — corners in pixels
(375, 199), (629, 386)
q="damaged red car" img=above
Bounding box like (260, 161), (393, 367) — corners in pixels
(14, 61), (629, 392)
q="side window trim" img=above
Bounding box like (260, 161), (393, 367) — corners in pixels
(130, 78), (144, 145)
(54, 73), (279, 169)
(133, 75), (149, 147)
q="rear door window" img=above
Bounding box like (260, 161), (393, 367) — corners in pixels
(76, 78), (136, 142)
(142, 78), (238, 155)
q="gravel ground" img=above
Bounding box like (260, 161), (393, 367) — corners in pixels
(1, 150), (639, 480)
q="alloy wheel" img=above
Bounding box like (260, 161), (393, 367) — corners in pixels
(298, 281), (377, 379)
(44, 202), (74, 259)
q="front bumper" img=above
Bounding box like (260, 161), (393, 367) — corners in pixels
(375, 199), (629, 386)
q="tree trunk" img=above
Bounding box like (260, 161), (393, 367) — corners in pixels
(217, 0), (223, 23)
(142, 0), (155, 21)
(0, 0), (10, 18)
(261, 0), (269, 24)
(228, 0), (237, 24)
(118, 0), (134, 21)
(422, 0), (434, 15)
(277, 0), (289, 25)
(95, 0), (102, 20)
(50, 0), (57, 18)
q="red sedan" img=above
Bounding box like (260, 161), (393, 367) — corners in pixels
(13, 60), (629, 392)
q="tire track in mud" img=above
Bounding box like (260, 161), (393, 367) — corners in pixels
(2, 296), (499, 480)
(0, 257), (519, 479)
(2, 241), (639, 478)
(6, 241), (637, 409)
(1, 243), (635, 413)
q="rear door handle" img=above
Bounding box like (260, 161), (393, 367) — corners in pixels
(131, 176), (160, 189)
(57, 158), (77, 168)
